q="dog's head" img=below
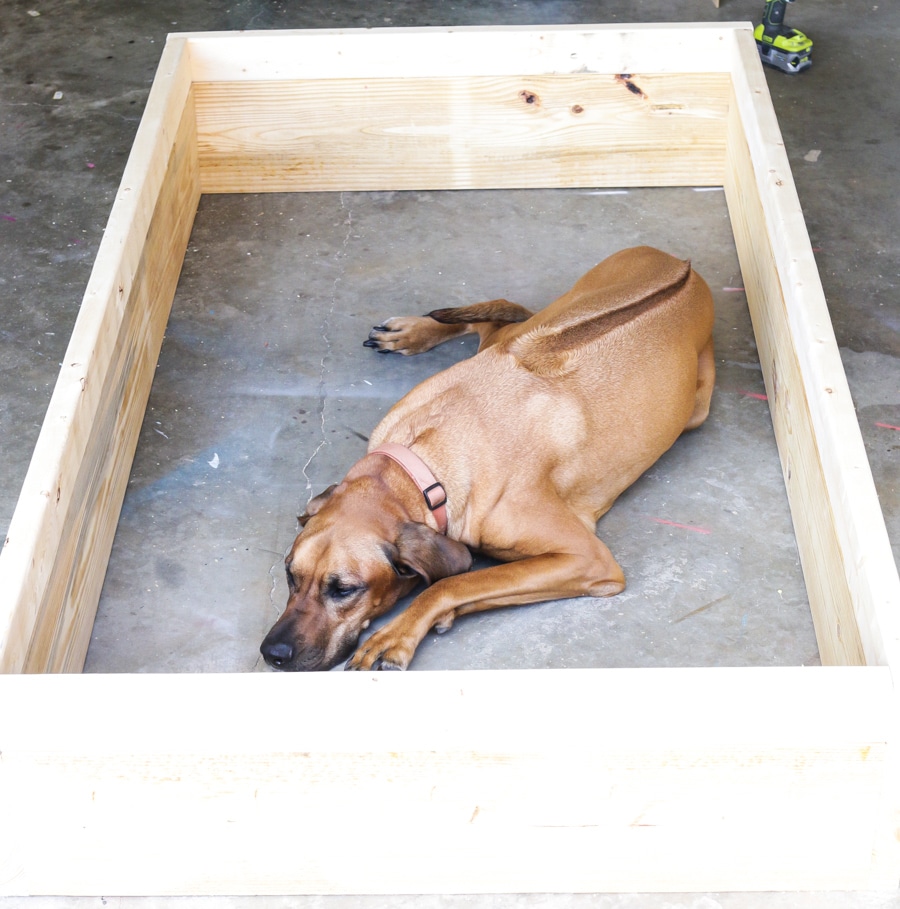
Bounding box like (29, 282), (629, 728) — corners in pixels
(260, 479), (472, 671)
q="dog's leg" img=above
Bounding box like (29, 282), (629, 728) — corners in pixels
(364, 299), (533, 355)
(684, 337), (716, 431)
(346, 533), (625, 671)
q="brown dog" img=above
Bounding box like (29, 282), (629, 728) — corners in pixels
(260, 246), (714, 671)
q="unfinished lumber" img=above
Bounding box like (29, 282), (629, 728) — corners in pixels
(0, 23), (897, 896)
(0, 668), (895, 894)
(0, 38), (200, 672)
(194, 74), (730, 193)
(723, 34), (900, 672)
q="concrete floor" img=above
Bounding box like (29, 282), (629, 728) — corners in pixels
(1, 0), (898, 905)
(87, 186), (819, 673)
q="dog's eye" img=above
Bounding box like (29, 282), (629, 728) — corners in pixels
(285, 564), (298, 593)
(325, 577), (364, 602)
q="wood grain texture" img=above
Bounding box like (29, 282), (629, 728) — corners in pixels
(0, 24), (898, 895)
(723, 32), (900, 883)
(29, 94), (200, 672)
(195, 73), (729, 193)
(182, 24), (740, 82)
(723, 31), (900, 674)
(0, 41), (200, 673)
(0, 668), (894, 894)
(723, 90), (865, 667)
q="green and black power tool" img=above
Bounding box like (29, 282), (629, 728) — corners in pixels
(754, 0), (812, 74)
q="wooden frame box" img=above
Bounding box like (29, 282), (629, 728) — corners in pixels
(1, 24), (899, 895)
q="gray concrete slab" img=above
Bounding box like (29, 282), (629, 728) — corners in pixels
(1, 0), (898, 905)
(84, 186), (817, 674)
(3, 896), (900, 909)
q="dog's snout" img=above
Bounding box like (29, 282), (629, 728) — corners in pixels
(261, 640), (294, 668)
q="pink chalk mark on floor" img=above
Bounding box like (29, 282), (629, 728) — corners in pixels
(739, 390), (768, 401)
(875, 422), (900, 432)
(649, 518), (711, 535)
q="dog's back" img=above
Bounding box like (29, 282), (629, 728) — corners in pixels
(370, 247), (714, 537)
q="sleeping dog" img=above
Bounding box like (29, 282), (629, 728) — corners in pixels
(261, 245), (714, 671)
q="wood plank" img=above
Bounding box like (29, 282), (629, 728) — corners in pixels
(0, 24), (896, 896)
(29, 94), (201, 672)
(195, 73), (729, 194)
(723, 87), (864, 666)
(0, 41), (200, 673)
(722, 30), (900, 673)
(182, 24), (741, 82)
(0, 667), (894, 894)
(722, 31), (900, 884)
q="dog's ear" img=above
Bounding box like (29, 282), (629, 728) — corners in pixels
(298, 484), (338, 527)
(387, 522), (472, 585)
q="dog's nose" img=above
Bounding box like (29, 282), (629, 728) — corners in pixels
(261, 640), (294, 668)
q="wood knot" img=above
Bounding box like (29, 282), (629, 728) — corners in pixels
(519, 90), (540, 106)
(615, 73), (647, 99)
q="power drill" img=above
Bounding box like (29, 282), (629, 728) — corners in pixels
(754, 0), (812, 74)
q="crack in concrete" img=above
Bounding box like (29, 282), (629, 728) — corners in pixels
(266, 550), (284, 619)
(299, 193), (354, 507)
(265, 197), (356, 623)
(269, 199), (353, 615)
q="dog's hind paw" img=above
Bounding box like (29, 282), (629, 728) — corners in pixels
(364, 316), (466, 356)
(433, 611), (456, 634)
(364, 317), (423, 355)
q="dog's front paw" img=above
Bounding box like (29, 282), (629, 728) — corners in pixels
(345, 623), (419, 671)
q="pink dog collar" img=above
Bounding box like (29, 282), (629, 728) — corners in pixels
(371, 442), (448, 534)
